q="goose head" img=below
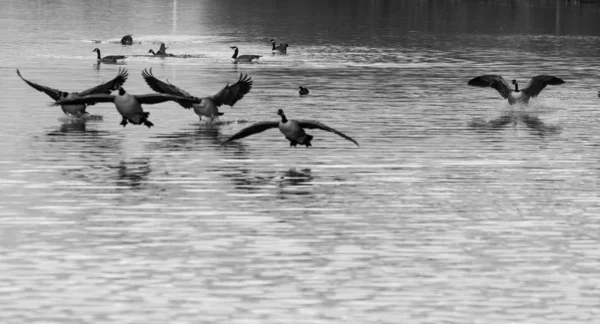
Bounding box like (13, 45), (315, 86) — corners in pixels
(148, 49), (156, 55)
(511, 79), (519, 92)
(118, 87), (126, 95)
(230, 46), (238, 50)
(92, 48), (100, 53)
(270, 39), (275, 43)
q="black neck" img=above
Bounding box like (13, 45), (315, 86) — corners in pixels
(280, 113), (287, 123)
(149, 50), (156, 55)
(514, 83), (519, 92)
(271, 42), (276, 50)
(95, 50), (101, 59)
(232, 48), (238, 59)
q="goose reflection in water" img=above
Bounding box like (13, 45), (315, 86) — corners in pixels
(149, 125), (222, 150)
(469, 110), (561, 136)
(217, 167), (313, 195)
(114, 158), (152, 189)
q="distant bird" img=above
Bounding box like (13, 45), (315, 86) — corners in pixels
(270, 39), (289, 54)
(221, 109), (359, 147)
(93, 48), (126, 63)
(467, 75), (565, 105)
(149, 43), (172, 56)
(299, 86), (309, 95)
(120, 34), (133, 45)
(142, 69), (253, 122)
(17, 68), (128, 116)
(230, 46), (261, 63)
(55, 86), (201, 128)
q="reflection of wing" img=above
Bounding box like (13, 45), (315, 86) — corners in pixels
(17, 69), (64, 101)
(211, 74), (253, 107)
(522, 75), (564, 98)
(221, 121), (279, 145)
(141, 68), (195, 108)
(296, 120), (360, 146)
(55, 94), (116, 106)
(80, 68), (128, 96)
(134, 94), (200, 105)
(467, 75), (512, 99)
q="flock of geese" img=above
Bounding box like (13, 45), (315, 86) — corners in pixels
(17, 35), (568, 148)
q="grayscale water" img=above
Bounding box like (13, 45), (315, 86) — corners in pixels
(1, 0), (600, 322)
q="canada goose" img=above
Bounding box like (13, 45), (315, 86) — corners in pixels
(17, 68), (128, 116)
(230, 46), (261, 63)
(468, 75), (565, 105)
(93, 48), (126, 63)
(270, 39), (288, 54)
(148, 49), (174, 57)
(55, 86), (201, 128)
(221, 109), (359, 147)
(120, 35), (133, 45)
(299, 86), (309, 95)
(142, 69), (253, 121)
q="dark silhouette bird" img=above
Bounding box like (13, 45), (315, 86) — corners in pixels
(230, 46), (261, 63)
(221, 109), (359, 147)
(299, 86), (309, 95)
(142, 69), (253, 122)
(93, 48), (126, 63)
(467, 75), (565, 105)
(148, 43), (172, 56)
(270, 39), (289, 54)
(120, 35), (133, 45)
(55, 86), (201, 128)
(17, 68), (128, 116)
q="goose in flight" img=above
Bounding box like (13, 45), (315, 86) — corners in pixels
(230, 46), (261, 63)
(270, 39), (288, 54)
(17, 68), (128, 116)
(221, 109), (359, 147)
(142, 69), (253, 121)
(467, 75), (564, 105)
(55, 86), (201, 128)
(93, 48), (126, 63)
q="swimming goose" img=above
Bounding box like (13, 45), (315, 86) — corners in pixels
(142, 69), (253, 121)
(55, 87), (201, 128)
(120, 35), (133, 45)
(148, 43), (172, 56)
(468, 75), (565, 105)
(230, 46), (261, 63)
(270, 39), (288, 54)
(221, 109), (359, 147)
(17, 68), (128, 116)
(93, 48), (126, 63)
(299, 86), (309, 95)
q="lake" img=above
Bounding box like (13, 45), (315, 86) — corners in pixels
(1, 0), (600, 323)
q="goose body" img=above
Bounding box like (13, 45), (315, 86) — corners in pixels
(299, 86), (309, 95)
(221, 109), (359, 147)
(270, 39), (288, 54)
(468, 74), (565, 105)
(17, 68), (128, 116)
(230, 46), (261, 63)
(142, 69), (253, 122)
(56, 84), (201, 128)
(93, 48), (126, 63)
(120, 34), (133, 45)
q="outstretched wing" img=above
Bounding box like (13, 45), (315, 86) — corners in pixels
(467, 75), (512, 99)
(17, 69), (64, 101)
(54, 94), (116, 106)
(522, 75), (565, 98)
(79, 68), (128, 96)
(220, 121), (279, 145)
(211, 73), (253, 107)
(296, 120), (360, 146)
(141, 68), (195, 108)
(134, 93), (200, 105)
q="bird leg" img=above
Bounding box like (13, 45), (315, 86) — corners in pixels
(120, 116), (128, 127)
(143, 120), (154, 128)
(286, 137), (298, 147)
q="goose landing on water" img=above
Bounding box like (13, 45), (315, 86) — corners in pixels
(17, 68), (128, 116)
(221, 109), (359, 147)
(468, 75), (565, 105)
(55, 85), (201, 128)
(230, 46), (261, 63)
(93, 48), (126, 63)
(270, 39), (288, 54)
(142, 69), (253, 122)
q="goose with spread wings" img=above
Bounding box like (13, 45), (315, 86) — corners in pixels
(467, 75), (565, 105)
(142, 68), (253, 121)
(17, 68), (128, 116)
(221, 109), (359, 147)
(55, 87), (201, 128)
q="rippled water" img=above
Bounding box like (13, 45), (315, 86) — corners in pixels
(2, 0), (600, 323)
